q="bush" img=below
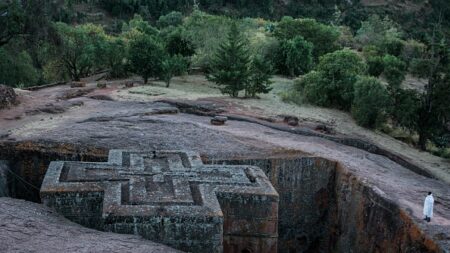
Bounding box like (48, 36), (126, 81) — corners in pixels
(128, 33), (165, 83)
(351, 76), (390, 128)
(165, 29), (195, 57)
(303, 49), (366, 110)
(247, 56), (273, 98)
(0, 48), (39, 87)
(390, 88), (421, 130)
(157, 11), (183, 28)
(366, 56), (384, 77)
(274, 17), (340, 58)
(382, 54), (406, 88)
(159, 54), (188, 87)
(280, 36), (313, 77)
(382, 38), (404, 56)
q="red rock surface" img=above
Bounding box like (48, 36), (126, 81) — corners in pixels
(0, 81), (449, 252)
(0, 197), (182, 253)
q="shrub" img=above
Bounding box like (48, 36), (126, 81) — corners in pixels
(247, 56), (273, 98)
(0, 48), (39, 87)
(159, 54), (188, 87)
(366, 56), (384, 77)
(382, 54), (406, 88)
(303, 49), (366, 110)
(274, 17), (340, 58)
(157, 11), (184, 28)
(280, 36), (313, 77)
(128, 33), (165, 83)
(351, 76), (390, 128)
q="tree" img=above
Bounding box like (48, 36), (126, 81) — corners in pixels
(207, 22), (251, 97)
(355, 15), (402, 50)
(122, 14), (159, 36)
(351, 76), (390, 128)
(0, 47), (38, 87)
(165, 29), (195, 57)
(415, 34), (450, 150)
(274, 17), (340, 58)
(366, 56), (384, 77)
(159, 54), (188, 87)
(246, 56), (273, 98)
(128, 33), (165, 83)
(303, 49), (365, 110)
(157, 11), (183, 28)
(54, 22), (106, 81)
(0, 1), (25, 47)
(382, 54), (407, 89)
(280, 36), (313, 77)
(104, 36), (128, 78)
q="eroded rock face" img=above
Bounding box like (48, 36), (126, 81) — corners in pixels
(0, 197), (182, 253)
(0, 85), (18, 110)
(0, 161), (10, 197)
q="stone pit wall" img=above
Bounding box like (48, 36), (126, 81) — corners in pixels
(0, 161), (10, 197)
(209, 157), (337, 253)
(0, 142), (444, 253)
(0, 142), (108, 201)
(331, 165), (442, 253)
(209, 157), (443, 253)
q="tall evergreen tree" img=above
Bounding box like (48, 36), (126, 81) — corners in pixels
(207, 22), (251, 97)
(246, 56), (273, 98)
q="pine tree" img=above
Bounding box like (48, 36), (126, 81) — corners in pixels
(246, 56), (273, 98)
(207, 22), (251, 97)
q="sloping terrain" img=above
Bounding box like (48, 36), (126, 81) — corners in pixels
(0, 78), (449, 252)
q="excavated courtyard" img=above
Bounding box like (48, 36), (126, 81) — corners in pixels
(0, 78), (449, 252)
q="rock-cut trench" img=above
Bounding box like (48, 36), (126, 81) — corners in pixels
(0, 147), (441, 253)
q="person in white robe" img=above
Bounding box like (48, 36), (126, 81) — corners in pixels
(423, 192), (434, 222)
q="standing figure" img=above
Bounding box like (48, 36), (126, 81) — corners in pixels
(423, 192), (434, 222)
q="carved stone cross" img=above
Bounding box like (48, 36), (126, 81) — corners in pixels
(41, 150), (279, 253)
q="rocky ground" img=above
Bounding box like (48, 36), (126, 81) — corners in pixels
(0, 197), (181, 253)
(0, 78), (449, 252)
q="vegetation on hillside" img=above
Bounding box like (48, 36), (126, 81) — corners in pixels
(0, 0), (449, 157)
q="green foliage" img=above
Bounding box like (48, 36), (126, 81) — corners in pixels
(165, 29), (195, 57)
(54, 22), (107, 81)
(207, 22), (251, 97)
(157, 11), (183, 28)
(128, 33), (165, 83)
(303, 49), (366, 110)
(104, 36), (128, 78)
(366, 56), (384, 77)
(274, 17), (340, 58)
(351, 76), (390, 128)
(382, 54), (407, 88)
(246, 56), (273, 98)
(382, 38), (404, 57)
(409, 58), (433, 78)
(280, 36), (313, 77)
(390, 88), (421, 130)
(183, 10), (233, 68)
(0, 0), (25, 47)
(122, 14), (159, 36)
(43, 59), (68, 83)
(0, 47), (38, 87)
(355, 15), (402, 49)
(159, 54), (188, 87)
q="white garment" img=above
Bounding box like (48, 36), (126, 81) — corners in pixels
(423, 194), (434, 218)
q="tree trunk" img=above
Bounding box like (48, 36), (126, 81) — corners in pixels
(144, 76), (148, 84)
(418, 130), (427, 151)
(166, 80), (170, 88)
